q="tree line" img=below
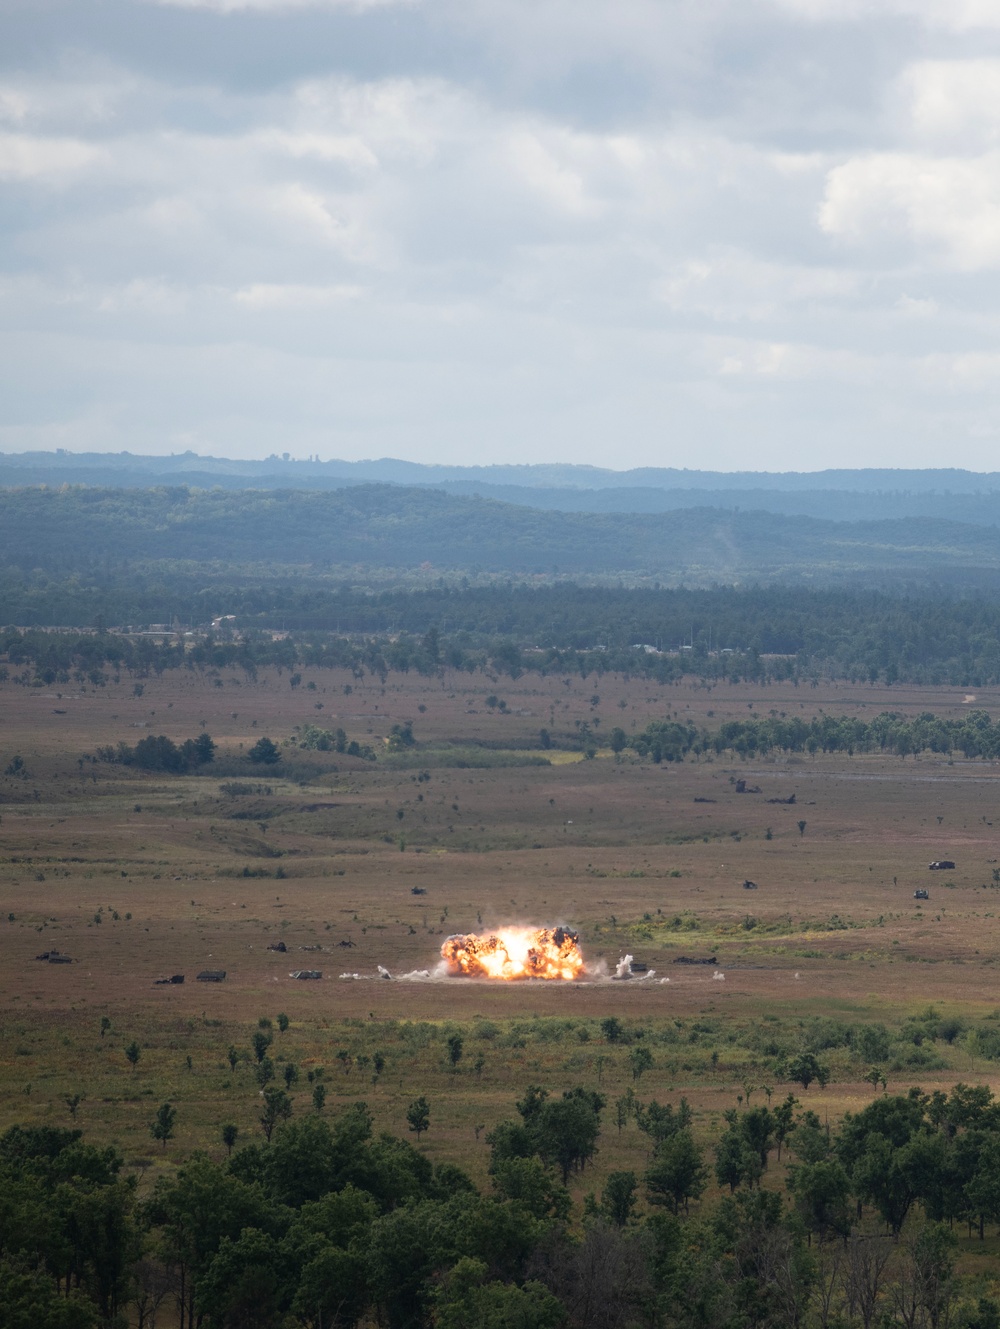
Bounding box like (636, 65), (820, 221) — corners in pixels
(94, 732), (216, 772)
(627, 710), (1000, 762)
(7, 575), (1000, 681)
(11, 1076), (1000, 1329)
(69, 709), (1000, 783)
(8, 578), (1000, 687)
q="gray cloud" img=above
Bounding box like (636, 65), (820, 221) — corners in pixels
(3, 0), (1000, 468)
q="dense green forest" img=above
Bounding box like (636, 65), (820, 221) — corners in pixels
(11, 1073), (1000, 1329)
(6, 481), (1000, 687)
(5, 485), (1000, 588)
(7, 578), (1000, 688)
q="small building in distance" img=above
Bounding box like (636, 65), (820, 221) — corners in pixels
(196, 970), (226, 982)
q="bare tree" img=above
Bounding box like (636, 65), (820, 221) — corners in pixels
(891, 1252), (924, 1329)
(132, 1258), (175, 1329)
(890, 1225), (957, 1329)
(814, 1245), (848, 1329)
(844, 1234), (895, 1329)
(529, 1221), (655, 1329)
(734, 1222), (814, 1329)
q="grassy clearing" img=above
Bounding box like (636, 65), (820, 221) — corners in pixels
(380, 746), (553, 770)
(1, 1001), (985, 1210)
(3, 664), (1000, 1202)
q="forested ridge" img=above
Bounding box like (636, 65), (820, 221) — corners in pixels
(7, 468), (1000, 527)
(6, 484), (1000, 587)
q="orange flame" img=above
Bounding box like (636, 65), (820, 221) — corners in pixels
(440, 926), (584, 980)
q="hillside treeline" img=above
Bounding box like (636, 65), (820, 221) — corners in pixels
(9, 1080), (1000, 1329)
(5, 484), (1000, 587)
(8, 580), (1000, 686)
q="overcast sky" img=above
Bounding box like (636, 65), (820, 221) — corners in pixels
(4, 0), (1000, 471)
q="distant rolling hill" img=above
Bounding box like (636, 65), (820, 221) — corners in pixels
(4, 450), (1000, 493)
(4, 482), (1000, 588)
(3, 452), (1000, 529)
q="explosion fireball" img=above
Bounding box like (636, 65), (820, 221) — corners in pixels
(440, 926), (584, 980)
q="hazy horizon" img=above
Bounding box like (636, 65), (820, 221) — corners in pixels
(5, 447), (1000, 486)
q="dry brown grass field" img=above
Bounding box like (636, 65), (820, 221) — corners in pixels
(2, 662), (1000, 1222)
